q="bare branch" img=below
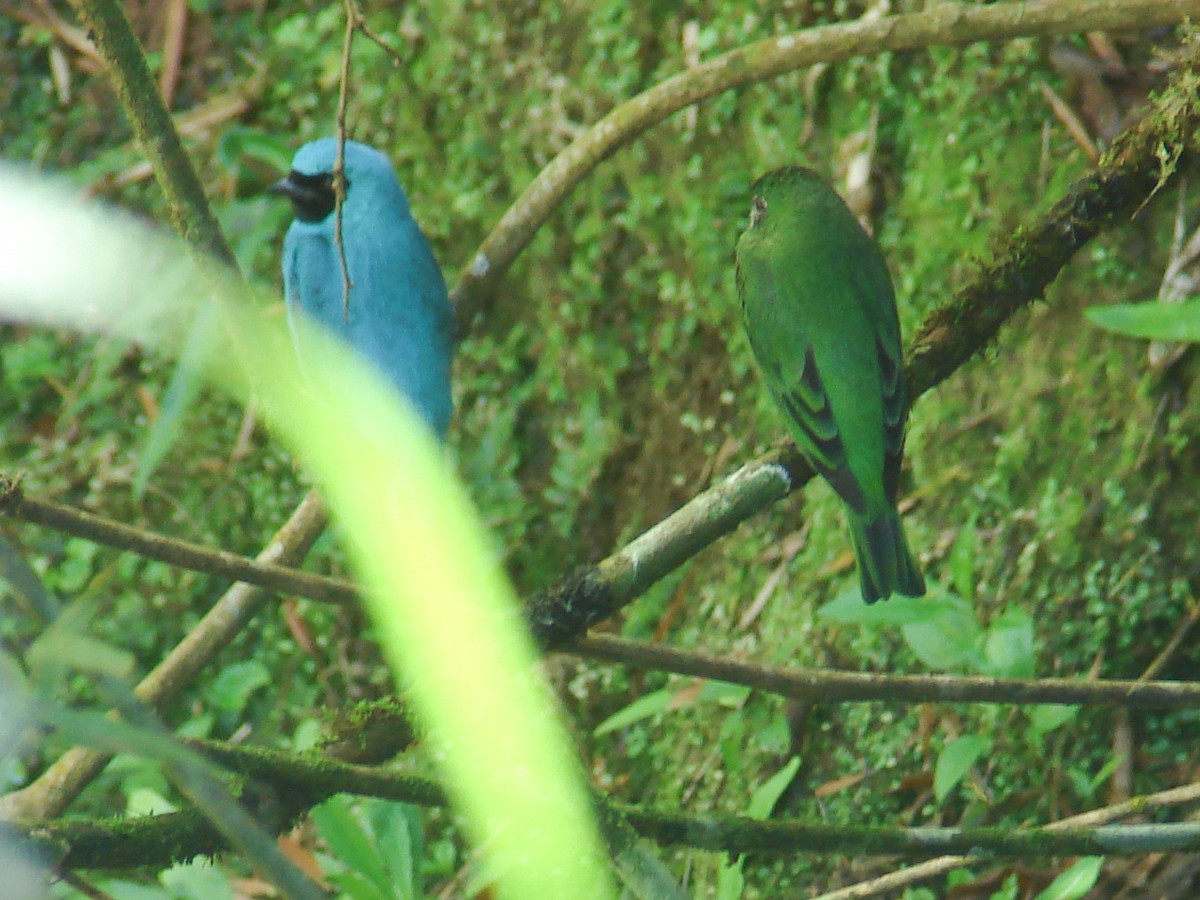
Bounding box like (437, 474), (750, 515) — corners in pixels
(0, 476), (353, 606)
(577, 634), (1200, 709)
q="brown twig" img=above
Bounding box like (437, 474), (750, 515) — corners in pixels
(577, 633), (1200, 709)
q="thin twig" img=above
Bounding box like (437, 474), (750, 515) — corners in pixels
(335, 0), (355, 323)
(576, 634), (1200, 709)
(0, 475), (354, 605)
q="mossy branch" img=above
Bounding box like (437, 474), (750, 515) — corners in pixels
(450, 0), (1200, 328)
(67, 0), (237, 267)
(9, 736), (1200, 870)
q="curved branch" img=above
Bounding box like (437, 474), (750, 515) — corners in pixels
(450, 0), (1200, 327)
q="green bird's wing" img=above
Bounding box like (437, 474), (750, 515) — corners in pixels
(737, 231), (908, 513)
(736, 252), (863, 511)
(849, 250), (908, 506)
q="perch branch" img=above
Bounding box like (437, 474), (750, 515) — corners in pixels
(21, 476), (1200, 711)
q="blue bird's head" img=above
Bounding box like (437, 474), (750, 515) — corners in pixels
(270, 138), (411, 226)
(270, 137), (455, 440)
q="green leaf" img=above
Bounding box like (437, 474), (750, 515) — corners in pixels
(949, 520), (977, 601)
(1085, 299), (1200, 342)
(204, 660), (271, 714)
(699, 680), (752, 706)
(1034, 856), (1103, 900)
(126, 786), (177, 817)
(96, 880), (173, 900)
(988, 872), (1021, 900)
(158, 860), (236, 900)
(819, 584), (962, 626)
(1027, 704), (1080, 740)
(593, 688), (674, 736)
(1087, 754), (1126, 797)
(715, 854), (745, 900)
(312, 795), (390, 897)
(901, 593), (983, 671)
(747, 757), (802, 819)
(981, 607), (1036, 679)
(366, 800), (423, 900)
(934, 734), (991, 803)
(325, 870), (388, 900)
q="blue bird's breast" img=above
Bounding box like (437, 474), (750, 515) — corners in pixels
(282, 210), (454, 439)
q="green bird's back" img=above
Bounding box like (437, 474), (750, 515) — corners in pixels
(735, 166), (924, 603)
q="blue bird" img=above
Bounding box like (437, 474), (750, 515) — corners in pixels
(270, 138), (454, 438)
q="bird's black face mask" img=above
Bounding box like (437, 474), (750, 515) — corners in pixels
(269, 171), (341, 223)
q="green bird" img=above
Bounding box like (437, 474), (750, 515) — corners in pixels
(735, 166), (924, 603)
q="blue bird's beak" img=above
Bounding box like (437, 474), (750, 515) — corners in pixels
(270, 171), (337, 223)
(268, 175), (300, 200)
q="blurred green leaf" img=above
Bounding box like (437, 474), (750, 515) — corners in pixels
(949, 520), (977, 602)
(1034, 856), (1103, 900)
(1085, 299), (1200, 342)
(819, 584), (962, 626)
(747, 756), (801, 819)
(204, 660), (271, 714)
(312, 795), (391, 898)
(593, 688), (674, 736)
(366, 800), (423, 900)
(981, 607), (1036, 679)
(902, 593), (984, 671)
(159, 860), (236, 900)
(1027, 704), (1080, 740)
(934, 734), (991, 803)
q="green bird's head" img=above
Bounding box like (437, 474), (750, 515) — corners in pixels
(741, 166), (844, 236)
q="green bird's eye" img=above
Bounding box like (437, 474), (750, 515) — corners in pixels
(749, 194), (767, 228)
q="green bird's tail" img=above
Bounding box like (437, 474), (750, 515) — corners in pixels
(847, 509), (925, 603)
